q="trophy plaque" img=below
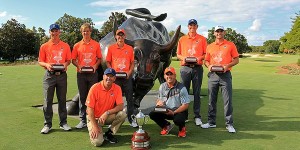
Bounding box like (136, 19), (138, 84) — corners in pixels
(211, 52), (224, 72)
(81, 53), (94, 73)
(116, 59), (127, 78)
(154, 106), (168, 113)
(52, 51), (65, 71)
(131, 110), (150, 150)
(185, 48), (197, 65)
(211, 66), (224, 72)
(185, 57), (197, 63)
(115, 72), (127, 78)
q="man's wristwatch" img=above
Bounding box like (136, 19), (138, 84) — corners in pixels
(106, 111), (110, 115)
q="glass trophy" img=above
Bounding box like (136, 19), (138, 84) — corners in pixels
(52, 51), (64, 71)
(185, 48), (197, 64)
(211, 52), (224, 72)
(81, 53), (94, 73)
(115, 59), (127, 78)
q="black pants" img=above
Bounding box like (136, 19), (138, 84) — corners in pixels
(149, 110), (188, 131)
(115, 77), (134, 123)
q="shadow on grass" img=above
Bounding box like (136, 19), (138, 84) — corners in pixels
(254, 59), (280, 62)
(234, 89), (300, 133)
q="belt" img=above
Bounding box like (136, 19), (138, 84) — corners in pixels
(184, 64), (200, 68)
(48, 71), (66, 75)
(214, 71), (230, 74)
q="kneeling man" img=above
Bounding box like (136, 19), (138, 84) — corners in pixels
(86, 68), (127, 146)
(149, 67), (190, 137)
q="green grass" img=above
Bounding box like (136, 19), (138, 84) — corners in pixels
(0, 54), (300, 150)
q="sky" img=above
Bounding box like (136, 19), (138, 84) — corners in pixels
(0, 0), (300, 46)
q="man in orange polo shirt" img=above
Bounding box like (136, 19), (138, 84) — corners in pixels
(86, 68), (127, 146)
(38, 23), (72, 134)
(72, 23), (102, 129)
(106, 29), (136, 127)
(177, 19), (207, 126)
(201, 25), (239, 133)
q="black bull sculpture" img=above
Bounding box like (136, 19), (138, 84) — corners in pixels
(67, 8), (181, 115)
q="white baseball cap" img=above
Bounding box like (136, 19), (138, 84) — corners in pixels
(214, 25), (224, 31)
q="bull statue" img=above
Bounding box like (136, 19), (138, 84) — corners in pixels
(67, 8), (181, 115)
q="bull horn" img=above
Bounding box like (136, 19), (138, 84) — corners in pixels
(160, 25), (181, 53)
(126, 8), (167, 22)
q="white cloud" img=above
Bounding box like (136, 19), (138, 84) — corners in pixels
(249, 19), (262, 32)
(94, 20), (105, 28)
(88, 0), (300, 45)
(0, 11), (7, 17)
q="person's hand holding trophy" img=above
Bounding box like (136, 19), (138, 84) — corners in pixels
(184, 48), (197, 67)
(52, 50), (65, 71)
(210, 53), (224, 72)
(81, 53), (94, 73)
(115, 59), (127, 79)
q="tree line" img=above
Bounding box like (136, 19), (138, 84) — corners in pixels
(1, 12), (299, 62)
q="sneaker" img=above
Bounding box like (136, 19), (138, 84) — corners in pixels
(226, 125), (236, 133)
(201, 123), (216, 129)
(75, 122), (87, 129)
(160, 123), (174, 135)
(178, 126), (186, 138)
(195, 118), (202, 126)
(41, 126), (51, 134)
(130, 121), (138, 128)
(60, 124), (72, 131)
(104, 132), (118, 143)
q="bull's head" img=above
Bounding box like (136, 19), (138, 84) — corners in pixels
(112, 12), (181, 107)
(125, 26), (181, 106)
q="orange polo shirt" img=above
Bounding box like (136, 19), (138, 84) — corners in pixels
(85, 81), (123, 118)
(38, 40), (71, 64)
(205, 40), (239, 70)
(71, 39), (102, 72)
(106, 43), (134, 73)
(177, 34), (207, 66)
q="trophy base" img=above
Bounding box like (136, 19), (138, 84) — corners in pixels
(131, 131), (150, 150)
(185, 57), (197, 63)
(211, 66), (224, 72)
(52, 64), (65, 71)
(81, 66), (94, 73)
(116, 72), (127, 79)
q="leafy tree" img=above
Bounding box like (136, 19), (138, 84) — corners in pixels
(99, 12), (127, 38)
(207, 27), (251, 54)
(21, 28), (36, 59)
(279, 11), (300, 53)
(263, 40), (281, 54)
(250, 46), (264, 53)
(0, 19), (34, 62)
(55, 13), (100, 49)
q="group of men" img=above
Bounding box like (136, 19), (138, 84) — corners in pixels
(152, 19), (239, 139)
(38, 17), (239, 147)
(38, 23), (136, 146)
